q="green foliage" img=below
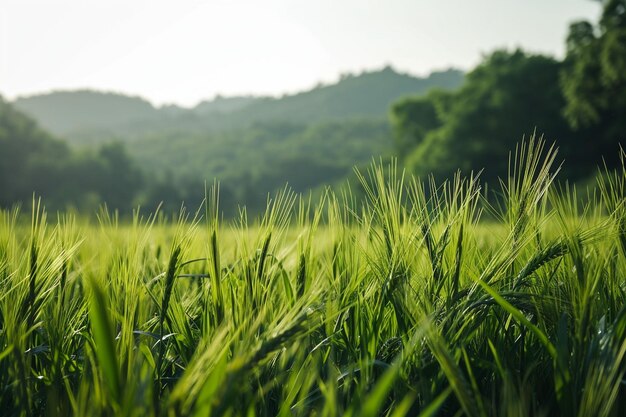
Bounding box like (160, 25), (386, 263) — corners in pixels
(227, 67), (463, 128)
(0, 98), (69, 206)
(0, 97), (144, 212)
(393, 1), (625, 184)
(130, 119), (393, 215)
(390, 90), (452, 156)
(6, 68), (464, 215)
(560, 0), (626, 168)
(13, 68), (463, 145)
(395, 49), (579, 183)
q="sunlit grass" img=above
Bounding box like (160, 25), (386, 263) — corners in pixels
(0, 138), (625, 416)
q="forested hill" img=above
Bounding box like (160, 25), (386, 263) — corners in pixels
(0, 97), (143, 211)
(12, 67), (463, 144)
(4, 67), (463, 213)
(13, 90), (158, 139)
(216, 67), (464, 125)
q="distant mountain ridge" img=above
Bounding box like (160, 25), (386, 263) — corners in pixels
(193, 95), (261, 116)
(12, 67), (464, 144)
(4, 67), (465, 213)
(13, 90), (157, 137)
(232, 67), (464, 124)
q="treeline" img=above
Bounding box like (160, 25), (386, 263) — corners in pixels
(392, 0), (625, 183)
(4, 66), (457, 215)
(0, 98), (391, 214)
(0, 98), (142, 212)
(13, 68), (463, 143)
(127, 118), (392, 213)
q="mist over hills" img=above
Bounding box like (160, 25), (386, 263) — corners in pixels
(194, 96), (262, 116)
(5, 66), (464, 213)
(13, 90), (158, 141)
(12, 67), (463, 145)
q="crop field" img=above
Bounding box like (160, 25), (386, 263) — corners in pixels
(1, 140), (625, 417)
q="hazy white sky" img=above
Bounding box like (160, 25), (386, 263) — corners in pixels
(1, 0), (600, 106)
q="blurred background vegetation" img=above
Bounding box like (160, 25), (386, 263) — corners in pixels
(1, 0), (624, 217)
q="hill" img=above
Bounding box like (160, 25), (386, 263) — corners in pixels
(193, 95), (262, 116)
(0, 97), (143, 210)
(13, 90), (159, 139)
(12, 67), (463, 144)
(127, 118), (393, 213)
(228, 67), (463, 125)
(7, 67), (464, 213)
(0, 97), (70, 206)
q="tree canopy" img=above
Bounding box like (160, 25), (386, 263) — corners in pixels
(0, 97), (143, 212)
(392, 1), (624, 184)
(394, 50), (575, 183)
(560, 0), (626, 166)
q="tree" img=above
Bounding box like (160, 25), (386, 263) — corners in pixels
(0, 97), (145, 212)
(390, 90), (453, 158)
(95, 142), (144, 210)
(402, 50), (574, 182)
(561, 0), (626, 166)
(0, 97), (69, 207)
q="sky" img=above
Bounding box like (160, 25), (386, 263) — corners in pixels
(1, 0), (600, 107)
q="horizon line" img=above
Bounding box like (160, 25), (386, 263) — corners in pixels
(2, 63), (466, 109)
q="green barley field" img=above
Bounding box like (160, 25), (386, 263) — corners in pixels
(1, 140), (625, 417)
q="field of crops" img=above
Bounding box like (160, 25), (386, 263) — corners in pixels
(1, 140), (625, 417)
